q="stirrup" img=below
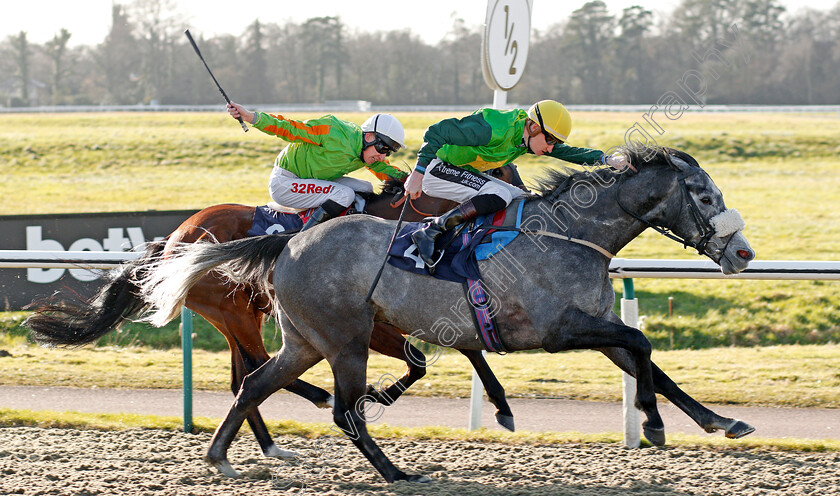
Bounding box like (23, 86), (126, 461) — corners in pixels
(425, 249), (446, 271)
(423, 221), (467, 273)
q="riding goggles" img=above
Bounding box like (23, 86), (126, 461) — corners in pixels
(366, 133), (402, 156)
(533, 105), (563, 146)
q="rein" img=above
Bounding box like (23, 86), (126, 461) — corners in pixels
(522, 229), (616, 259)
(389, 195), (438, 218)
(473, 225), (616, 259)
(615, 158), (715, 256)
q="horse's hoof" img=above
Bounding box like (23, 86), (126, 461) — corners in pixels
(405, 474), (433, 483)
(495, 413), (515, 432)
(264, 444), (299, 459)
(204, 456), (242, 478)
(725, 420), (756, 439)
(316, 395), (335, 409)
(704, 418), (756, 439)
(643, 424), (666, 446)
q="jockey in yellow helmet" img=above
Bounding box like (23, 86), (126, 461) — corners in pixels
(404, 99), (632, 268)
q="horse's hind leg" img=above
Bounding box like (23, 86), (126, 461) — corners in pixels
(329, 336), (431, 484)
(458, 349), (515, 432)
(544, 307), (665, 446)
(204, 332), (324, 478)
(187, 285), (297, 458)
(365, 323), (426, 406)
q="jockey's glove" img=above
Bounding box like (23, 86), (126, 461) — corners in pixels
(606, 154), (635, 172)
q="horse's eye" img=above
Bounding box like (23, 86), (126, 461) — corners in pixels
(700, 197), (712, 205)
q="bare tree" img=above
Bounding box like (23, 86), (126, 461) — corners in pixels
(302, 16), (346, 102)
(566, 1), (616, 103)
(615, 6), (654, 104)
(10, 31), (32, 105)
(439, 15), (483, 104)
(129, 0), (183, 103)
(263, 22), (307, 103)
(97, 4), (141, 104)
(43, 29), (73, 105)
(241, 19), (270, 103)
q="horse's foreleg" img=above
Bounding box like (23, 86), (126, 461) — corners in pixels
(329, 337), (431, 484)
(543, 307), (664, 446)
(597, 344), (755, 439)
(458, 349), (515, 432)
(365, 323), (426, 406)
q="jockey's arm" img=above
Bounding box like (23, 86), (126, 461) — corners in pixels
(546, 144), (634, 171)
(366, 161), (409, 182)
(414, 114), (493, 174)
(250, 112), (329, 146)
(544, 143), (607, 167)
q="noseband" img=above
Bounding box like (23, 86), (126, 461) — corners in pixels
(615, 156), (716, 256)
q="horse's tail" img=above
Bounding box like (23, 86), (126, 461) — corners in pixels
(23, 241), (166, 347)
(137, 234), (294, 327)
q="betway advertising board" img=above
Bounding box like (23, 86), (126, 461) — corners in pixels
(0, 210), (196, 310)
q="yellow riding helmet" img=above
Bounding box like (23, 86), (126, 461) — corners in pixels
(527, 100), (572, 142)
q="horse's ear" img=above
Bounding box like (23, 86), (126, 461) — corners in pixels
(667, 153), (693, 173)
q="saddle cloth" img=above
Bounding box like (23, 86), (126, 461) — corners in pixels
(387, 198), (526, 283)
(386, 201), (524, 354)
(246, 205), (304, 236)
(246, 195), (367, 237)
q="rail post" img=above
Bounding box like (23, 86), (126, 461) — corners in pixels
(468, 350), (487, 430)
(180, 307), (194, 433)
(620, 278), (641, 448)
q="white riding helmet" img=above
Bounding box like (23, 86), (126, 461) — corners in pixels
(361, 113), (405, 151)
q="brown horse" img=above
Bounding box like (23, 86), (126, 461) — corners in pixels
(25, 165), (524, 458)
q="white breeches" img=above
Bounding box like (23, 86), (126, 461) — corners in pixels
(268, 166), (374, 209)
(421, 159), (525, 205)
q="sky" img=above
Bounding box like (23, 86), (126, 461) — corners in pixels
(2, 0), (838, 48)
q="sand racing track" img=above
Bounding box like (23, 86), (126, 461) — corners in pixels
(0, 426), (838, 495)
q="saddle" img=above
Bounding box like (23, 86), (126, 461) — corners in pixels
(249, 194), (369, 236)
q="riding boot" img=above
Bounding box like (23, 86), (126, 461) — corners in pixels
(299, 200), (346, 232)
(412, 200), (479, 267)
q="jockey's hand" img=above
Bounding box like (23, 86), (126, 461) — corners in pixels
(606, 153), (636, 172)
(227, 102), (255, 125)
(404, 170), (424, 200)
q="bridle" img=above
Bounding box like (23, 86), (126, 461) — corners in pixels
(615, 155), (717, 256)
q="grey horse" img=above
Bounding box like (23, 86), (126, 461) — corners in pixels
(138, 147), (755, 483)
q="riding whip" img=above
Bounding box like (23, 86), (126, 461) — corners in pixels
(184, 29), (248, 133)
(365, 196), (411, 302)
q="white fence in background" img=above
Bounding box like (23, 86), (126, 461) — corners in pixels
(2, 250), (839, 443)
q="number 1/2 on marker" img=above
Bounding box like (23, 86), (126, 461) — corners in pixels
(504, 5), (518, 74)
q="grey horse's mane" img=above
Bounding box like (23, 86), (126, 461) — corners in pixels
(531, 146), (700, 200)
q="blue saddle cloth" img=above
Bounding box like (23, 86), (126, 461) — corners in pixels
(388, 226), (480, 283)
(387, 200), (525, 283)
(246, 205), (303, 236)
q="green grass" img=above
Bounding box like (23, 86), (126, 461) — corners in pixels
(1, 111), (839, 351)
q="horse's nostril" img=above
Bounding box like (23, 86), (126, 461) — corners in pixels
(737, 249), (752, 260)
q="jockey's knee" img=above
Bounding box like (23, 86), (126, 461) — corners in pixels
(470, 193), (509, 216)
(477, 184), (514, 206)
(327, 185), (356, 208)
